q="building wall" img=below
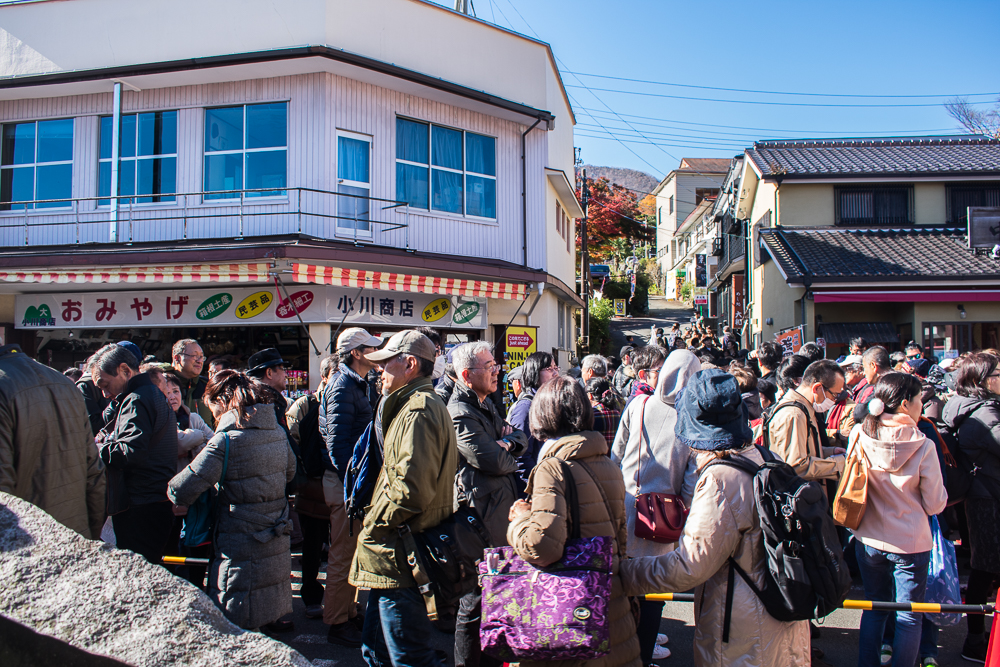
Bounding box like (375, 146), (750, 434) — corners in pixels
(771, 181), (950, 227)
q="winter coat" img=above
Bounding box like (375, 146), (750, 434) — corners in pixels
(506, 388), (542, 485)
(434, 373), (457, 404)
(175, 405), (214, 473)
(350, 377), (457, 589)
(100, 373), (178, 507)
(76, 373), (110, 436)
(850, 414), (947, 554)
(507, 431), (640, 667)
(611, 349), (701, 558)
(168, 405), (296, 630)
(612, 364), (635, 398)
(450, 380), (526, 546)
(766, 389), (844, 485)
(620, 447), (810, 667)
(0, 345), (106, 540)
(319, 364), (373, 477)
(943, 394), (1000, 500)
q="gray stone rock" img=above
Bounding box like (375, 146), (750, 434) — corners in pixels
(0, 492), (312, 667)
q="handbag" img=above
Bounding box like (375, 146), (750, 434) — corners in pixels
(479, 459), (614, 662)
(632, 396), (688, 543)
(925, 515), (962, 627)
(832, 429), (869, 530)
(181, 433), (231, 548)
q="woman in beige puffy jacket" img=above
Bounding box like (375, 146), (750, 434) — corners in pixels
(619, 369), (810, 667)
(507, 376), (641, 667)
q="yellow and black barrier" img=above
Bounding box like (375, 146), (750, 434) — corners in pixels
(162, 556), (211, 566)
(644, 593), (994, 615)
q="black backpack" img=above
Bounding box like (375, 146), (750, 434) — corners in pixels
(296, 394), (327, 479)
(708, 446), (852, 641)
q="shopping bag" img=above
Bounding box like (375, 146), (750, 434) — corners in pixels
(925, 515), (962, 627)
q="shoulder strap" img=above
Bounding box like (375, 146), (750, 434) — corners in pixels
(633, 395), (651, 493)
(723, 556), (767, 643)
(705, 453), (761, 477)
(764, 400), (822, 459)
(217, 432), (231, 492)
(558, 460), (582, 540)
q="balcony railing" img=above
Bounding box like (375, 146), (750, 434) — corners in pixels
(0, 187), (413, 249)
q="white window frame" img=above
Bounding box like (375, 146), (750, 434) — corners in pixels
(336, 129), (373, 238)
(203, 102), (288, 203)
(98, 111), (178, 208)
(0, 118), (74, 212)
(394, 116), (497, 221)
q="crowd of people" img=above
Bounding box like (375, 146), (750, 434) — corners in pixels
(2, 321), (999, 667)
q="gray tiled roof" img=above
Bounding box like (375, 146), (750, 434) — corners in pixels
(746, 137), (1000, 178)
(759, 226), (1000, 284)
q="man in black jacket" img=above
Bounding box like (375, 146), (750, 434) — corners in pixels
(93, 343), (177, 563)
(319, 327), (382, 647)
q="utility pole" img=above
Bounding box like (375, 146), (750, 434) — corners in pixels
(454, 0), (470, 13)
(581, 169), (590, 352)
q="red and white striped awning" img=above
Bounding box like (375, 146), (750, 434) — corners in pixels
(291, 263), (527, 300)
(0, 263), (272, 285)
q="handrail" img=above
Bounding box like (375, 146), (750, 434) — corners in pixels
(0, 186), (412, 248)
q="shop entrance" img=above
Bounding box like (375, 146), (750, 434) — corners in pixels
(922, 321), (1000, 361)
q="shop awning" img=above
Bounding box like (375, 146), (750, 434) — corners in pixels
(0, 263), (272, 284)
(818, 322), (900, 345)
(814, 290), (1000, 303)
(291, 263), (527, 300)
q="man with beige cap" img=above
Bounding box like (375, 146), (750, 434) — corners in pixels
(319, 326), (382, 647)
(349, 330), (458, 667)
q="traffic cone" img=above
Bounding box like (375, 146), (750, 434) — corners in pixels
(986, 618), (1000, 666)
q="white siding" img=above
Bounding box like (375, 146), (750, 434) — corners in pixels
(0, 72), (548, 270)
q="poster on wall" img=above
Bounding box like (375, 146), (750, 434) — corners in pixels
(502, 325), (537, 408)
(614, 299), (626, 317)
(774, 326), (804, 357)
(15, 286), (488, 330)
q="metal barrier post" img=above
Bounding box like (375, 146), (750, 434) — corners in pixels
(22, 203), (28, 246)
(74, 200), (80, 244)
(128, 196), (133, 243)
(238, 190), (244, 239)
(297, 188), (302, 234)
(183, 194), (188, 240)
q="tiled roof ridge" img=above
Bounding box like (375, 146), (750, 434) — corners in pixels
(768, 226), (965, 235)
(753, 136), (1000, 149)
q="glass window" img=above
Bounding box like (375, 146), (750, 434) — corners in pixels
(394, 117), (496, 219)
(99, 111), (177, 205)
(835, 186), (912, 226)
(204, 103), (286, 199)
(946, 182), (1000, 224)
(1, 119), (73, 210)
(337, 133), (371, 232)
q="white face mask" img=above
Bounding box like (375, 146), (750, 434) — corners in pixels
(813, 387), (836, 413)
(432, 355), (446, 380)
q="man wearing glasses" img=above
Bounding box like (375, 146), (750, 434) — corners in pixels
(171, 338), (213, 424)
(449, 341), (528, 667)
(905, 342), (925, 363)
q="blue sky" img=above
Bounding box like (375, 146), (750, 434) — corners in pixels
(429, 0), (1000, 182)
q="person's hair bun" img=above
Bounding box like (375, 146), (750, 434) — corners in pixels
(868, 398), (885, 416)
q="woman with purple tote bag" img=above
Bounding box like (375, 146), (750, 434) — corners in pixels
(481, 376), (640, 667)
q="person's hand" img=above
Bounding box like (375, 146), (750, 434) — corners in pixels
(502, 423), (514, 437)
(509, 499), (531, 522)
(172, 504), (189, 517)
(831, 447), (846, 456)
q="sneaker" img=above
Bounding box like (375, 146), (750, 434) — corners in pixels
(962, 635), (988, 664)
(656, 633), (669, 645)
(327, 621), (363, 648)
(304, 604), (323, 619)
(879, 643), (892, 667)
(921, 658), (940, 667)
(652, 645), (671, 660)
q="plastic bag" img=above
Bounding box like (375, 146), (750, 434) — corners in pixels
(925, 515), (962, 627)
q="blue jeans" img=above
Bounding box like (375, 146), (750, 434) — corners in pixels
(856, 542), (930, 667)
(883, 614), (939, 659)
(361, 587), (443, 667)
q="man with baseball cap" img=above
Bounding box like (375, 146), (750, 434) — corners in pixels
(318, 327), (382, 647)
(349, 330), (458, 667)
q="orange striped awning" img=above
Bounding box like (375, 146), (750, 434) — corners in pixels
(0, 263), (272, 285)
(291, 263), (527, 300)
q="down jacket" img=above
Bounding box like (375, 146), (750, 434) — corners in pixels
(168, 405), (296, 630)
(319, 364), (372, 478)
(0, 345), (105, 540)
(507, 431), (640, 667)
(450, 380), (526, 546)
(943, 394), (1000, 500)
(620, 447), (810, 667)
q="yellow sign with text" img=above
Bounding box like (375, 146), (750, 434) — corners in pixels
(503, 325), (538, 406)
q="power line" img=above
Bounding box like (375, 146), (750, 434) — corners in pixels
(565, 84), (997, 108)
(576, 131), (749, 152)
(576, 124), (752, 147)
(562, 71), (1000, 100)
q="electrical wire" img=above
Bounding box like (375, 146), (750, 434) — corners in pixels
(562, 71), (1000, 100)
(564, 84), (996, 108)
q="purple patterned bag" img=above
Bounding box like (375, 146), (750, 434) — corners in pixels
(479, 461), (614, 661)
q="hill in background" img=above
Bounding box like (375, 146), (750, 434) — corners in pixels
(581, 165), (660, 198)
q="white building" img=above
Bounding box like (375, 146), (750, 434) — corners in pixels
(651, 158), (728, 298)
(0, 0), (584, 385)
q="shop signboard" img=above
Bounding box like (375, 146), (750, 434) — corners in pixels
(695, 254), (707, 287)
(774, 326), (804, 357)
(731, 275), (745, 328)
(14, 286), (488, 330)
(502, 325), (537, 406)
(614, 299), (626, 317)
(693, 288), (708, 306)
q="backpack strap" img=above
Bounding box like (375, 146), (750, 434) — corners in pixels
(723, 556), (768, 643)
(762, 400), (822, 460)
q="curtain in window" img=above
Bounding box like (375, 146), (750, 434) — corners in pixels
(397, 119), (428, 163)
(465, 133), (495, 176)
(432, 126), (462, 170)
(397, 163), (428, 209)
(338, 137), (370, 183)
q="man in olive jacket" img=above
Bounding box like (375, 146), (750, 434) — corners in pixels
(349, 331), (456, 667)
(0, 344), (105, 540)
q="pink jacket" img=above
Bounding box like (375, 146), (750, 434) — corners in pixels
(851, 413), (947, 554)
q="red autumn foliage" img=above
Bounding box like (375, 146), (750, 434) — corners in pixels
(575, 177), (654, 261)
